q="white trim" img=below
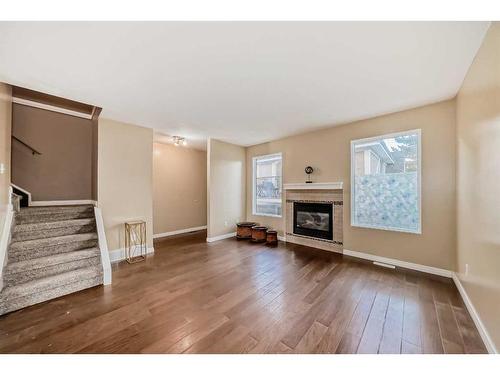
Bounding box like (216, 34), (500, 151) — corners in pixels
(153, 225), (207, 239)
(343, 248), (453, 278)
(452, 273), (497, 354)
(206, 232), (236, 243)
(30, 200), (97, 206)
(253, 154), (282, 163)
(252, 213), (282, 218)
(373, 261), (396, 269)
(109, 246), (155, 263)
(11, 183), (32, 206)
(252, 152), (283, 217)
(350, 128), (422, 234)
(283, 182), (343, 190)
(278, 235), (286, 242)
(93, 207), (112, 285)
(13, 97), (93, 119)
(0, 203), (14, 291)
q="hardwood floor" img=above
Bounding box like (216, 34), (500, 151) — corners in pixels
(0, 231), (487, 354)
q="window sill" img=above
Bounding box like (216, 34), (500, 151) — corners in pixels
(351, 222), (421, 235)
(252, 213), (282, 218)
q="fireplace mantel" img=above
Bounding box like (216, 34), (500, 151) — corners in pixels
(283, 182), (343, 190)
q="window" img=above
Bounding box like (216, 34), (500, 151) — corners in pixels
(253, 153), (282, 217)
(351, 129), (421, 233)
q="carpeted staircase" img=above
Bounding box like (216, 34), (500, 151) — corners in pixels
(0, 205), (103, 315)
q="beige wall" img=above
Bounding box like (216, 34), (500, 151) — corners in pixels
(247, 99), (457, 270)
(11, 104), (94, 201)
(153, 142), (207, 234)
(98, 118), (153, 251)
(456, 22), (500, 351)
(0, 83), (12, 225)
(207, 138), (246, 239)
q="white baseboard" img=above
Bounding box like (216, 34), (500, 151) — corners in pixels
(278, 235), (286, 242)
(109, 246), (155, 263)
(30, 200), (97, 206)
(343, 249), (453, 278)
(206, 232), (236, 243)
(153, 225), (207, 239)
(452, 273), (497, 354)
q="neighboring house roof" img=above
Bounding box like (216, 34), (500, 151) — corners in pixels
(355, 141), (395, 164)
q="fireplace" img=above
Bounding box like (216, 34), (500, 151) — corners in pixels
(293, 202), (333, 240)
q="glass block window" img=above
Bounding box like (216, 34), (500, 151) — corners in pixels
(253, 153), (282, 217)
(351, 129), (421, 233)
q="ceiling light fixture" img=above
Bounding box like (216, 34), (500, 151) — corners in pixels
(172, 136), (187, 147)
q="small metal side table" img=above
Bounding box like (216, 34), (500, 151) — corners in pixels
(125, 220), (147, 264)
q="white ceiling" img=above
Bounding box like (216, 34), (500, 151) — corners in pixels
(0, 22), (490, 150)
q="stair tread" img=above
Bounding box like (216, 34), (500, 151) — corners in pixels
(13, 218), (95, 233)
(0, 265), (102, 301)
(5, 248), (100, 274)
(9, 232), (99, 252)
(15, 210), (94, 224)
(17, 208), (93, 216)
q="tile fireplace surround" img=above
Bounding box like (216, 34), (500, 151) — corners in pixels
(284, 182), (343, 253)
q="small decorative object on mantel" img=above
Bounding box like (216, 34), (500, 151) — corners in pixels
(236, 222), (258, 240)
(251, 226), (268, 243)
(125, 220), (147, 264)
(305, 166), (314, 183)
(266, 230), (278, 246)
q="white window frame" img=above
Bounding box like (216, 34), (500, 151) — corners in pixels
(252, 152), (283, 218)
(350, 129), (422, 234)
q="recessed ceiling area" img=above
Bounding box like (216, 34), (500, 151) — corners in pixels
(0, 21), (490, 150)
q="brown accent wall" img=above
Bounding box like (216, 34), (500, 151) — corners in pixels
(11, 104), (94, 201)
(456, 22), (500, 351)
(153, 142), (207, 235)
(246, 99), (456, 271)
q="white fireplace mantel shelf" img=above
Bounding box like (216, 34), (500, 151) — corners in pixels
(283, 182), (343, 190)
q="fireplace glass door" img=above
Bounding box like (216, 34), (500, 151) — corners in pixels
(293, 202), (333, 240)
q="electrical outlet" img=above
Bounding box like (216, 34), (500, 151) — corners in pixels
(0, 163), (5, 175)
(465, 263), (469, 276)
(224, 221), (228, 227)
